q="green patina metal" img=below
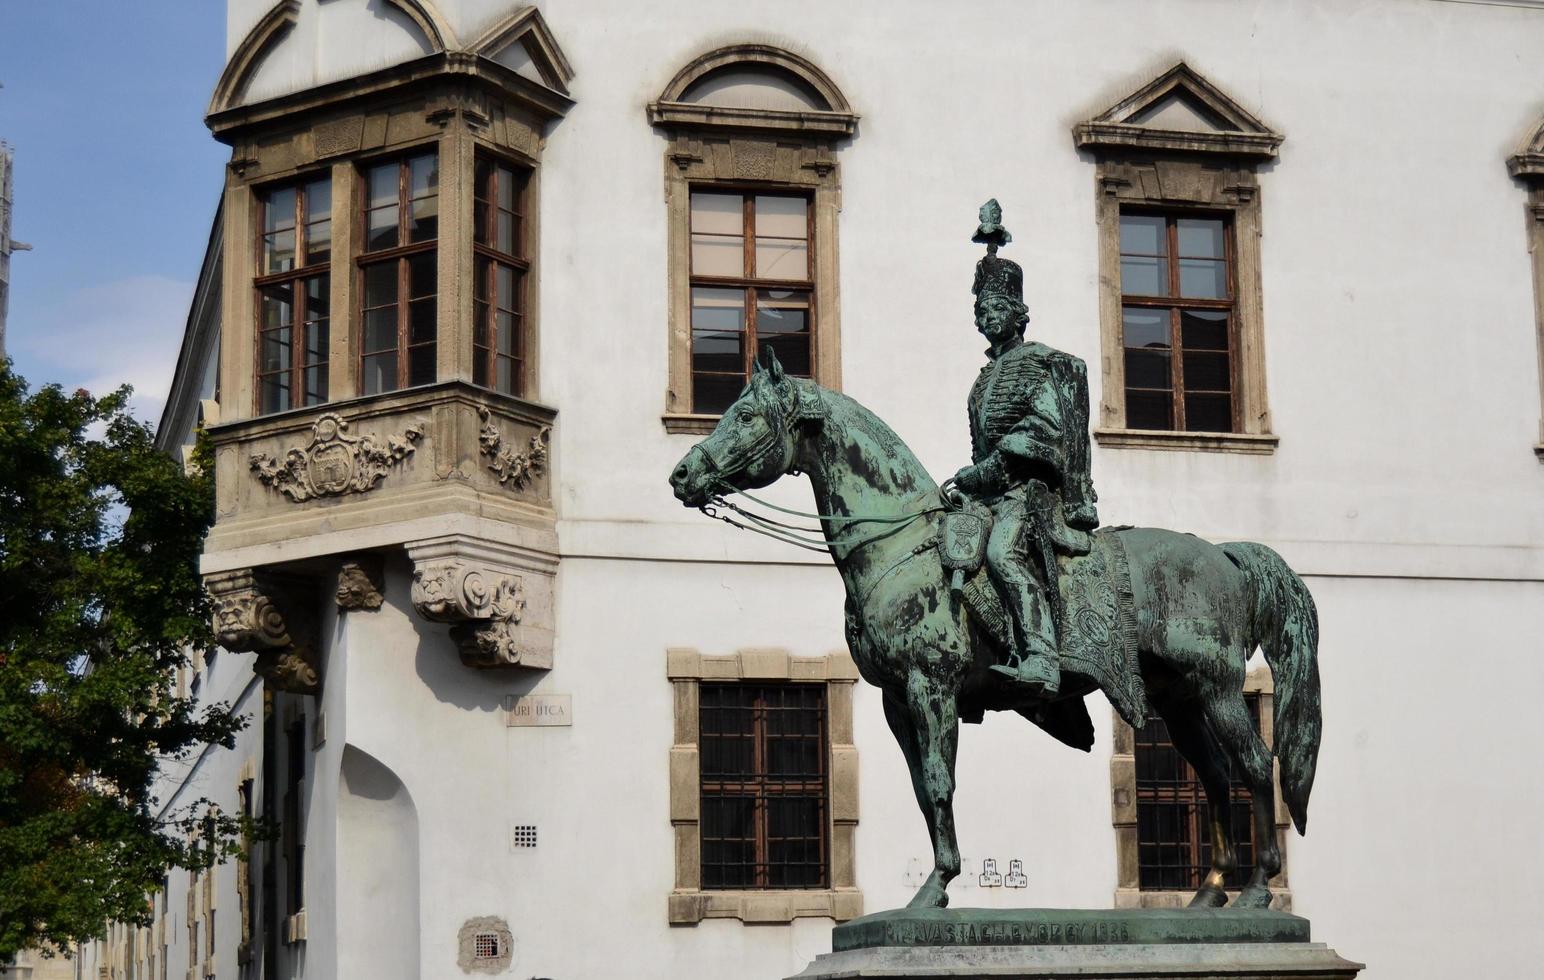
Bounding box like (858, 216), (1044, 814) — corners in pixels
(668, 201), (1323, 915)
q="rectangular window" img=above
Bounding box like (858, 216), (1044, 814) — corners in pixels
(359, 151), (439, 395)
(1134, 694), (1261, 891)
(256, 177), (331, 414)
(472, 155), (530, 395)
(689, 190), (813, 415)
(1119, 210), (1236, 433)
(698, 683), (827, 890)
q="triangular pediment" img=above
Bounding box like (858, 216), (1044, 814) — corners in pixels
(471, 6), (574, 96)
(1075, 62), (1282, 160)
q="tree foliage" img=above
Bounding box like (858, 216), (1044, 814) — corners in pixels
(0, 364), (246, 958)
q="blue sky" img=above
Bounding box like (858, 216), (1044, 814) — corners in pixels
(2, 3), (228, 424)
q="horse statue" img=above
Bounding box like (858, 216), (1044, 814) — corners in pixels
(668, 352), (1322, 912)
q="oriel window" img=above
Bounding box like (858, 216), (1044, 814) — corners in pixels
(473, 156), (530, 396)
(689, 191), (813, 415)
(698, 683), (828, 890)
(256, 177), (331, 414)
(359, 151), (439, 395)
(1134, 694), (1261, 891)
(1119, 211), (1236, 433)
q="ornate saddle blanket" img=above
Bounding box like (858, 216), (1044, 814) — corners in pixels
(962, 528), (1149, 728)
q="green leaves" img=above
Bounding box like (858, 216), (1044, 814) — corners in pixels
(0, 362), (246, 958)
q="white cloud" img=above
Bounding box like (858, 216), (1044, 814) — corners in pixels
(10, 275), (194, 426)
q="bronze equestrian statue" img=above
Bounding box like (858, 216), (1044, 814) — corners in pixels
(668, 202), (1322, 913)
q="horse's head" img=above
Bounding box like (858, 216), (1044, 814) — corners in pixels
(669, 349), (818, 508)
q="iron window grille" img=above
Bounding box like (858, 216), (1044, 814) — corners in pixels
(1134, 694), (1262, 891)
(698, 682), (828, 890)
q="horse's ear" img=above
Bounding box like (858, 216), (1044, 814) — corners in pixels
(750, 355), (764, 377)
(760, 345), (786, 383)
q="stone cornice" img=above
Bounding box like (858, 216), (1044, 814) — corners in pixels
(1073, 121), (1282, 160)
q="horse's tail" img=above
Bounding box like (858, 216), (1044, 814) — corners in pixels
(1221, 541), (1322, 835)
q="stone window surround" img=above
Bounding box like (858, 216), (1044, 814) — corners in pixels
(667, 647), (861, 925)
(1109, 665), (1291, 910)
(209, 51), (572, 429)
(1508, 123), (1544, 458)
(1076, 62), (1282, 455)
(649, 44), (857, 435)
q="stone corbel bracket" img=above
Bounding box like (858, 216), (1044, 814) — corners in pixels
(406, 535), (556, 669)
(206, 569), (321, 695)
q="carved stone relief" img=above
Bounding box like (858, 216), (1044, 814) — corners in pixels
(206, 569), (320, 695)
(477, 407), (550, 491)
(250, 412), (422, 502)
(410, 559), (529, 667)
(335, 556), (385, 610)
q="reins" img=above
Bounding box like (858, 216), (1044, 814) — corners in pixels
(698, 475), (955, 559)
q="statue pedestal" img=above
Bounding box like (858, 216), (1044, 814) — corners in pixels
(787, 908), (1362, 980)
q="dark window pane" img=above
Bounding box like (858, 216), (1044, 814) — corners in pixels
(305, 178), (331, 221)
(260, 376), (290, 415)
(408, 195), (437, 243)
(692, 329), (743, 375)
(496, 357), (517, 395)
(495, 310), (517, 355)
(263, 230), (296, 275)
(1184, 393), (1233, 433)
(363, 308), (397, 353)
(1180, 310), (1229, 350)
(496, 264), (516, 311)
(304, 364), (328, 406)
(364, 263), (397, 308)
(497, 164), (516, 210)
(1176, 218), (1225, 259)
(1122, 307), (1169, 349)
(1119, 214), (1166, 255)
(366, 206), (399, 251)
(475, 157), (491, 198)
(304, 318), (328, 363)
(409, 299), (436, 346)
(1121, 256), (1168, 296)
(1126, 390), (1173, 430)
(474, 198), (491, 246)
(361, 352), (397, 395)
(1124, 348), (1171, 390)
(261, 286), (294, 329)
(756, 290), (808, 334)
(1182, 351), (1231, 393)
(304, 219), (331, 266)
(304, 275), (329, 320)
(409, 153), (438, 198)
(261, 328), (291, 374)
(409, 345), (436, 386)
(409, 252), (437, 299)
(1179, 258), (1227, 299)
(693, 374), (744, 415)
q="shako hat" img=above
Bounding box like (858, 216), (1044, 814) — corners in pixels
(971, 198), (1023, 304)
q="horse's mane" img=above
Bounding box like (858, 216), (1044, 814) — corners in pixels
(803, 381), (939, 498)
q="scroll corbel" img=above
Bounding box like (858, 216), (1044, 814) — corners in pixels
(206, 569), (321, 695)
(410, 560), (531, 668)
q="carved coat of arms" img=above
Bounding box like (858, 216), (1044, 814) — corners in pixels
(250, 413), (422, 502)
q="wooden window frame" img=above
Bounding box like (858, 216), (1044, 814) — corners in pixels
(698, 681), (829, 891)
(254, 175), (331, 415)
(1110, 667), (1291, 909)
(1118, 207), (1240, 434)
(667, 648), (861, 925)
(356, 151), (439, 395)
(687, 187), (816, 416)
(472, 152), (532, 396)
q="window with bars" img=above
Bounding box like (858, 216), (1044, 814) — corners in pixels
(1134, 695), (1261, 891)
(256, 176), (331, 414)
(699, 683), (828, 890)
(359, 151), (439, 395)
(688, 190), (813, 415)
(1119, 210), (1236, 433)
(473, 155), (530, 396)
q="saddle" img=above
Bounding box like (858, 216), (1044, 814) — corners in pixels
(941, 511), (1148, 729)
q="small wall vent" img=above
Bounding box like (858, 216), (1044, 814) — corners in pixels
(512, 824), (538, 848)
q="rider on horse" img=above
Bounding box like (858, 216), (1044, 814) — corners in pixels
(951, 201), (1100, 697)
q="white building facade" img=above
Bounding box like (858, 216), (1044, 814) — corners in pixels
(74, 2), (1544, 978)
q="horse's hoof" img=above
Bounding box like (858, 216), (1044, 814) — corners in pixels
(906, 876), (951, 909)
(1187, 884), (1228, 908)
(1229, 884), (1273, 909)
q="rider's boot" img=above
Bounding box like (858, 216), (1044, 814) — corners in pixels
(989, 587), (1061, 697)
